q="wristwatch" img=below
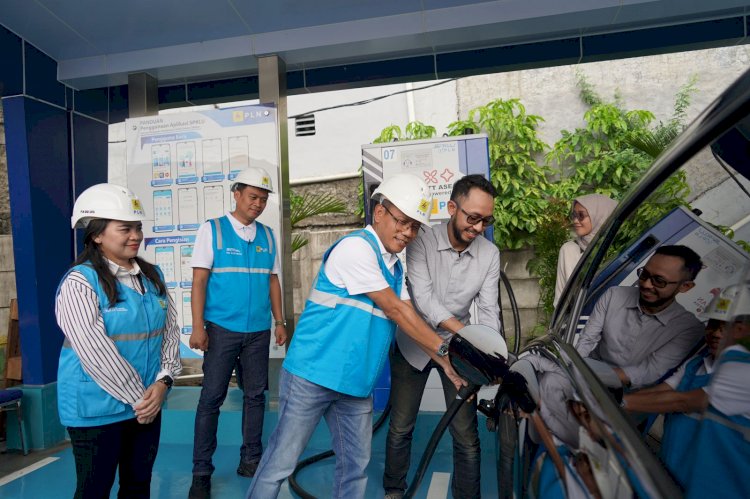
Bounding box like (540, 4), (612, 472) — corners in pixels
(436, 337), (452, 357)
(274, 319), (287, 327)
(157, 375), (174, 388)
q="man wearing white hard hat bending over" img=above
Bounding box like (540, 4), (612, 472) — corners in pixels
(247, 173), (465, 499)
(189, 167), (286, 499)
(621, 286), (734, 488)
(683, 280), (750, 498)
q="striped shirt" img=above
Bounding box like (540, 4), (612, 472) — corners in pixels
(55, 259), (181, 407)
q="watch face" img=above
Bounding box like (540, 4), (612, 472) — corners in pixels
(438, 341), (450, 356)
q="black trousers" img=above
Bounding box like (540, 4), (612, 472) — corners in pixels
(67, 413), (162, 499)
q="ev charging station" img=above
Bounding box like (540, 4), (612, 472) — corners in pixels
(362, 134), (492, 232)
(361, 134), (494, 410)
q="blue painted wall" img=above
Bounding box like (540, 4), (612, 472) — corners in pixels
(3, 96), (71, 385)
(1, 28), (110, 389)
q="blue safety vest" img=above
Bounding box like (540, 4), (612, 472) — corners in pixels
(283, 230), (402, 397)
(660, 347), (711, 487)
(205, 216), (275, 333)
(684, 347), (750, 498)
(57, 263), (167, 427)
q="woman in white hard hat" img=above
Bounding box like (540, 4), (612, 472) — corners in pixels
(554, 194), (618, 306)
(55, 183), (181, 498)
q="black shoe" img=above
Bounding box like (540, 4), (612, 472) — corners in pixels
(188, 475), (211, 499)
(236, 459), (260, 477)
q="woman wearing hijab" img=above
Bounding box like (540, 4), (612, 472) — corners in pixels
(553, 193), (618, 307)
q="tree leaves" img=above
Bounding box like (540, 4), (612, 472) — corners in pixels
(291, 191), (348, 253)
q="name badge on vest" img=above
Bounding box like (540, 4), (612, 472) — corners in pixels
(225, 247), (242, 256)
(103, 306), (129, 314)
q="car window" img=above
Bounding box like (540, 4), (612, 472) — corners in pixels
(532, 99), (750, 499)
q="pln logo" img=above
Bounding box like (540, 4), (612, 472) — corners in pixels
(256, 245), (269, 253)
(131, 199), (145, 215)
(232, 111), (245, 123)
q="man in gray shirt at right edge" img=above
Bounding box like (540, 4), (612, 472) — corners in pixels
(576, 245), (705, 389)
(535, 245), (706, 449)
(384, 174), (502, 499)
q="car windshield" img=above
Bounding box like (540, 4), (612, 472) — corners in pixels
(520, 76), (750, 499)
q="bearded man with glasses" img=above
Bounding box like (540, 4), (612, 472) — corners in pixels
(384, 174), (502, 499)
(575, 245), (705, 389)
(529, 245), (706, 450)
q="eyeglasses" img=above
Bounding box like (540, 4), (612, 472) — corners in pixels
(382, 204), (421, 233)
(459, 207), (495, 227)
(570, 211), (589, 222)
(636, 267), (684, 288)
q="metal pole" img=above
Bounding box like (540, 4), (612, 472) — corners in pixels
(127, 72), (158, 118)
(258, 55), (293, 402)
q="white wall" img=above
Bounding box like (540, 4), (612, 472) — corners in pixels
(108, 81), (459, 184)
(457, 45), (750, 148)
(287, 81), (458, 182)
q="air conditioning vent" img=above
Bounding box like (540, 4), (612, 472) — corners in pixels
(295, 115), (316, 136)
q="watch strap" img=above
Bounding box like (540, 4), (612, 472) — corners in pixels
(157, 375), (174, 388)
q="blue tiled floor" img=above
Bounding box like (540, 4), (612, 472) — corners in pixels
(0, 388), (500, 498)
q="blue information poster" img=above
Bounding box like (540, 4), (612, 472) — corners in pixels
(126, 105), (283, 359)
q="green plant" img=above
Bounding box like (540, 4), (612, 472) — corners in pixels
(447, 99), (550, 249)
(290, 191), (347, 253)
(526, 198), (571, 317)
(532, 74), (698, 316)
(625, 76), (698, 159)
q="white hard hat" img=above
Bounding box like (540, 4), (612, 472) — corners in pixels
(701, 285), (742, 321)
(718, 280), (750, 353)
(372, 173), (432, 225)
(728, 282), (750, 321)
(71, 184), (147, 229)
(232, 167), (274, 193)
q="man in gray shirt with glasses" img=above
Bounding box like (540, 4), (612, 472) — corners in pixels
(383, 174), (502, 499)
(576, 245), (705, 389)
(536, 245), (705, 448)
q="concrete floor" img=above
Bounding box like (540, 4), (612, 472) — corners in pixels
(0, 387), (501, 498)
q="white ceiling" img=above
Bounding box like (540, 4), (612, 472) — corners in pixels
(1, 0), (748, 90)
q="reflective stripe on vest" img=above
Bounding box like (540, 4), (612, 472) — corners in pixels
(205, 216), (274, 332)
(703, 410), (750, 442)
(307, 288), (388, 320)
(212, 267), (271, 274)
(213, 218), (274, 254)
(62, 329), (163, 348)
(283, 229), (401, 397)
